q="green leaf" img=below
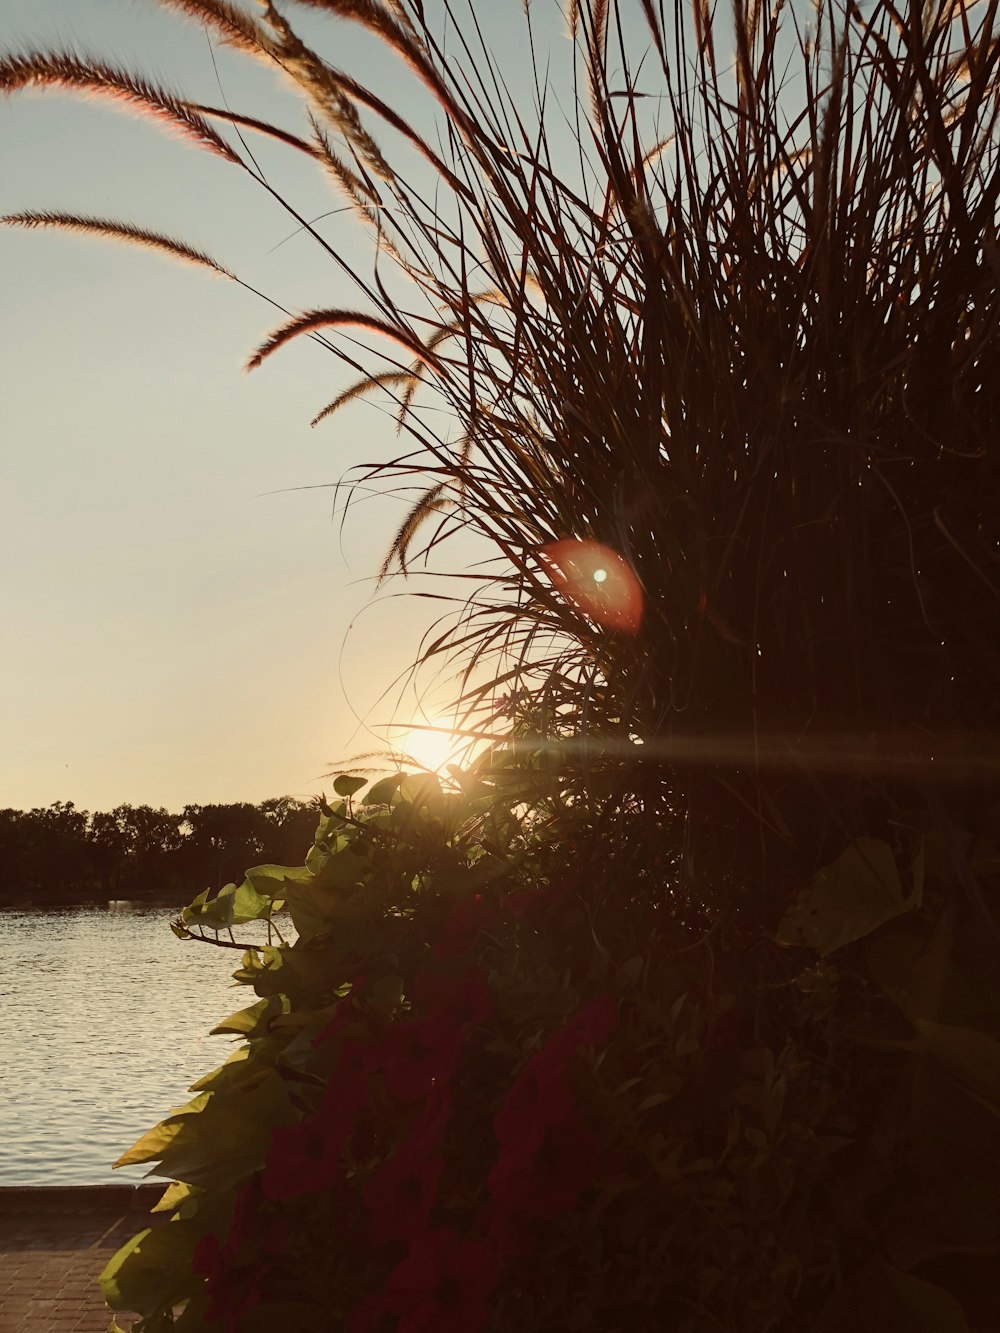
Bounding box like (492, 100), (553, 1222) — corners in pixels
(119, 1080), (291, 1192)
(183, 882), (237, 930)
(636, 1093), (673, 1113)
(189, 1046), (251, 1092)
(912, 1019), (1000, 1118)
(226, 863), (310, 925)
(282, 847), (380, 940)
(365, 773), (405, 806)
(312, 845), (371, 893)
(397, 773), (443, 807)
(367, 973), (404, 1020)
(114, 1093), (212, 1168)
(150, 1180), (200, 1214)
(210, 994), (285, 1038)
(281, 874), (351, 942)
(99, 1225), (192, 1312)
(229, 879), (271, 924)
(777, 837), (916, 956)
(334, 774), (367, 797)
(244, 863), (311, 895)
(812, 1262), (969, 1332)
(157, 1080), (291, 1190)
(230, 944), (274, 985)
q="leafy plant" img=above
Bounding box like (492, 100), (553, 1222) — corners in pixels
(96, 762), (999, 1331)
(3, 0), (999, 1329)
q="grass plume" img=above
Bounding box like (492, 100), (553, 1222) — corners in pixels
(152, 0), (274, 56)
(310, 371), (416, 427)
(1, 211), (235, 278)
(245, 309), (446, 373)
(0, 51), (241, 163)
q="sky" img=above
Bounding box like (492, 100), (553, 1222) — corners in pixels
(0, 0), (584, 814)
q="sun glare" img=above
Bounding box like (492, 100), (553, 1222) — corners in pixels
(396, 719), (466, 773)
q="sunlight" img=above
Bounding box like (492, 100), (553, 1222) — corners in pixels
(395, 718), (467, 774)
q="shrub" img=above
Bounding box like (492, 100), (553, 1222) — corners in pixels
(102, 756), (1000, 1331)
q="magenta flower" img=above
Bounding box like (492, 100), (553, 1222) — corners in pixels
(345, 1290), (388, 1333)
(413, 967), (495, 1031)
(382, 1012), (465, 1104)
(488, 1112), (603, 1220)
(363, 1140), (444, 1246)
(487, 994), (617, 1220)
(321, 1033), (381, 1117)
(383, 1226), (500, 1333)
(494, 1065), (577, 1159)
(192, 1234), (263, 1331)
(363, 1085), (451, 1244)
(261, 1110), (352, 1202)
(432, 894), (503, 960)
(191, 1178), (279, 1331)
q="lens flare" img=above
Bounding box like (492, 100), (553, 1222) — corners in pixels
(539, 539), (644, 634)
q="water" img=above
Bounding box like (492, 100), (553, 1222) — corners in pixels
(0, 903), (282, 1186)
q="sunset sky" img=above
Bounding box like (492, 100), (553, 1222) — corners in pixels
(1, 0), (563, 814)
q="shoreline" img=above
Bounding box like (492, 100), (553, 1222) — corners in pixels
(0, 1183), (163, 1208)
(0, 896), (185, 911)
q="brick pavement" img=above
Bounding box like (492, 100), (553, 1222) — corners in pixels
(0, 1185), (162, 1333)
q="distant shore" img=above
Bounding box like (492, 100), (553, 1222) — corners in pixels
(1, 891), (186, 912)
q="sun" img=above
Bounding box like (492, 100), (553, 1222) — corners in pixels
(395, 718), (467, 773)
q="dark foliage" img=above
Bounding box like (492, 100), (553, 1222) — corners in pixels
(0, 797), (320, 902)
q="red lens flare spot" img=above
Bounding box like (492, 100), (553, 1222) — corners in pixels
(539, 540), (644, 635)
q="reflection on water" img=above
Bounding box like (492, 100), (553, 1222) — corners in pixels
(0, 903), (276, 1186)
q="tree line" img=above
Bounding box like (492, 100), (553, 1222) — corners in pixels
(0, 797), (321, 904)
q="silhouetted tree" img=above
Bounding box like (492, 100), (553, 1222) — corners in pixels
(0, 796), (320, 903)
(19, 802), (90, 892)
(178, 802), (271, 893)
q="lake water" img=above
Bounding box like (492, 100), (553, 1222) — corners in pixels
(0, 904), (282, 1186)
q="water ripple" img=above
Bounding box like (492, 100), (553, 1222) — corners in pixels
(0, 904), (279, 1186)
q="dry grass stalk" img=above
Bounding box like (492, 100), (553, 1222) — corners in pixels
(310, 371), (416, 426)
(0, 51), (241, 163)
(153, 0), (275, 57)
(245, 308), (446, 373)
(1, 211), (235, 277)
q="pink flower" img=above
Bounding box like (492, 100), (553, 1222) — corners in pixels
(192, 1179), (276, 1331)
(497, 995), (615, 1138)
(493, 1068), (577, 1158)
(488, 1113), (602, 1220)
(382, 1012), (465, 1104)
(383, 1226), (500, 1333)
(487, 995), (617, 1220)
(262, 1110), (352, 1201)
(363, 1085), (451, 1244)
(312, 974), (373, 1047)
(432, 894), (503, 960)
(192, 1234), (263, 1331)
(321, 1034), (381, 1117)
(345, 1291), (388, 1333)
(413, 967), (495, 1031)
(363, 1140), (444, 1246)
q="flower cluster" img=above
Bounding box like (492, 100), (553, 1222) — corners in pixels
(192, 1177), (287, 1331)
(195, 888), (617, 1332)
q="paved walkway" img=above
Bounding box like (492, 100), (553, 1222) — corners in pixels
(0, 1185), (163, 1333)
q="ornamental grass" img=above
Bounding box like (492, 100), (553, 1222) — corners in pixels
(3, 1), (999, 1329)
